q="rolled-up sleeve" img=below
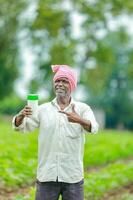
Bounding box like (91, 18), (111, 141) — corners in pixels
(12, 115), (39, 133)
(82, 105), (99, 134)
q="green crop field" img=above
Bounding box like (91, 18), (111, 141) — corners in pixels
(0, 117), (133, 200)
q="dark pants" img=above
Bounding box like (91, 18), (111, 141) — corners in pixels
(35, 179), (84, 200)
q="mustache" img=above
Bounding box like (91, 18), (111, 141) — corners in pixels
(55, 86), (65, 90)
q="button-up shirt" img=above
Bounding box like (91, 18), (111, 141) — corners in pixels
(12, 98), (99, 183)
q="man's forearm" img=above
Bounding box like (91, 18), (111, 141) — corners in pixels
(79, 118), (91, 132)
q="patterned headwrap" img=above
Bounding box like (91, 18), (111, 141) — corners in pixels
(51, 65), (77, 92)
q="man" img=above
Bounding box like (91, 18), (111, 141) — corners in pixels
(12, 65), (99, 200)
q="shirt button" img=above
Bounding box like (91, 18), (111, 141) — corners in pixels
(60, 120), (63, 126)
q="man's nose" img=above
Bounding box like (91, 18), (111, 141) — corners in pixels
(58, 80), (63, 85)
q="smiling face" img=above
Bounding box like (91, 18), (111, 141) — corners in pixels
(54, 77), (71, 98)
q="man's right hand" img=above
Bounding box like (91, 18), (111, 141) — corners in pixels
(15, 106), (32, 127)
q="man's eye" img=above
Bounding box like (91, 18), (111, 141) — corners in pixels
(63, 80), (68, 83)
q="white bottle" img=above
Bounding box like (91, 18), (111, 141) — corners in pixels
(27, 94), (38, 117)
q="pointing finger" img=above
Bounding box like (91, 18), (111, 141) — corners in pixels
(58, 111), (68, 115)
(71, 104), (76, 113)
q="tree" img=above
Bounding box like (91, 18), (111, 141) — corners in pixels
(81, 28), (133, 129)
(0, 0), (27, 99)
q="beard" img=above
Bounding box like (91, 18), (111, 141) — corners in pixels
(55, 88), (67, 97)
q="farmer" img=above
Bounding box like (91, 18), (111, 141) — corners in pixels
(12, 65), (99, 200)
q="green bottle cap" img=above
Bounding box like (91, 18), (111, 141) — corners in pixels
(27, 94), (38, 100)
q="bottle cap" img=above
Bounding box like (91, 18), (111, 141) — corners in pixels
(27, 94), (38, 100)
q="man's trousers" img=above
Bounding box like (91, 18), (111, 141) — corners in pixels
(35, 179), (84, 200)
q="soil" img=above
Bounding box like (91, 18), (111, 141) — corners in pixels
(101, 182), (133, 200)
(0, 183), (35, 200)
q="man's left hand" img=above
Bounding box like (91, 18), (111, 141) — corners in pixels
(59, 104), (81, 123)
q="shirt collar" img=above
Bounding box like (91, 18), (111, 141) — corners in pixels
(51, 97), (75, 109)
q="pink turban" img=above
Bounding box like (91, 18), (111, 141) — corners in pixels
(51, 65), (77, 92)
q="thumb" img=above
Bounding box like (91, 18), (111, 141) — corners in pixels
(71, 104), (76, 113)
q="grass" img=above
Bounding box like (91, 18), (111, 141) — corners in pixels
(84, 160), (133, 199)
(120, 193), (133, 200)
(0, 118), (38, 188)
(84, 130), (133, 167)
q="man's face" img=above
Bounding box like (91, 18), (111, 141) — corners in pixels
(54, 77), (71, 97)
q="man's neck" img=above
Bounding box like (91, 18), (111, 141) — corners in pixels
(57, 96), (71, 108)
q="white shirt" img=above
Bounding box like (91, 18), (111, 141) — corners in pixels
(12, 98), (99, 183)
